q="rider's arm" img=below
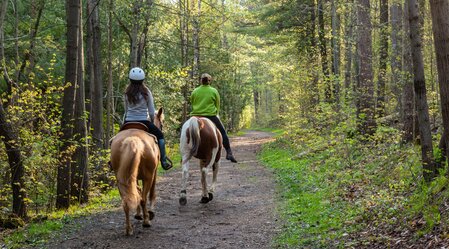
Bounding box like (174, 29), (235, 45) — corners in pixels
(123, 95), (128, 123)
(147, 89), (155, 122)
(215, 89), (220, 116)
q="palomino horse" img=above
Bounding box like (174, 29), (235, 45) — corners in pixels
(179, 116), (223, 205)
(110, 108), (164, 235)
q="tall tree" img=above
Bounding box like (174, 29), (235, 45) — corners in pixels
(180, 0), (190, 122)
(429, 0), (449, 163)
(87, 0), (104, 148)
(331, 0), (340, 105)
(343, 1), (355, 98)
(318, 0), (331, 101)
(356, 0), (376, 135)
(71, 4), (89, 203)
(115, 1), (152, 67)
(106, 0), (114, 144)
(192, 0), (201, 80)
(0, 0), (28, 218)
(402, 0), (415, 142)
(408, 0), (436, 181)
(57, 0), (80, 209)
(377, 0), (388, 117)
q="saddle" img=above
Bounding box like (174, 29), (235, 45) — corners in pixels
(120, 122), (149, 132)
(117, 122), (158, 141)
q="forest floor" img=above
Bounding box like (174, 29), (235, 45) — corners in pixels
(42, 130), (279, 249)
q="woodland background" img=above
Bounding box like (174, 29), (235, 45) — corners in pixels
(1, 0), (449, 247)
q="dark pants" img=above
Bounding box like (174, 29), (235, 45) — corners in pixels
(124, 120), (164, 140)
(203, 116), (231, 151)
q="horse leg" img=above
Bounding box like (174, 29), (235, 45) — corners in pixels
(208, 161), (220, 201)
(141, 180), (151, 227)
(200, 160), (210, 203)
(124, 202), (133, 236)
(148, 172), (157, 220)
(179, 157), (190, 206)
(134, 182), (143, 220)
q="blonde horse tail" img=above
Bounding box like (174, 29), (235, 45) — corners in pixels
(117, 137), (143, 211)
(189, 117), (201, 158)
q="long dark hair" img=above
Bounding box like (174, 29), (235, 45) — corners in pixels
(125, 80), (149, 105)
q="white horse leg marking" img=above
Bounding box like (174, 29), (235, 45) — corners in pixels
(201, 161), (208, 198)
(210, 160), (220, 194)
(179, 156), (190, 205)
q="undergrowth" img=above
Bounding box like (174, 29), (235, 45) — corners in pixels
(259, 121), (449, 248)
(1, 189), (120, 249)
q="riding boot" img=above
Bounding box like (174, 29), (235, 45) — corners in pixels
(225, 148), (238, 163)
(158, 139), (173, 170)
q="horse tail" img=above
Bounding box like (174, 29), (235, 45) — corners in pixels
(117, 137), (143, 211)
(189, 117), (201, 157)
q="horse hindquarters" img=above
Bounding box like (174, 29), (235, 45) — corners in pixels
(115, 137), (144, 235)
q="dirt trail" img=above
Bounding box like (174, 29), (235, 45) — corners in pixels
(45, 130), (278, 249)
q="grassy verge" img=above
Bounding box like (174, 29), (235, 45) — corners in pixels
(1, 189), (121, 249)
(257, 125), (448, 248)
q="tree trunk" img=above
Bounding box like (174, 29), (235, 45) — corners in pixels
(0, 0), (28, 218)
(0, 103), (28, 218)
(180, 0), (189, 122)
(88, 0), (104, 149)
(71, 4), (89, 203)
(331, 0), (340, 105)
(309, 0), (319, 106)
(429, 0), (449, 163)
(57, 0), (80, 209)
(106, 0), (114, 144)
(344, 0), (354, 99)
(408, 0), (436, 181)
(318, 0), (331, 101)
(13, 0), (18, 67)
(192, 0), (201, 81)
(402, 0), (415, 142)
(356, 0), (376, 136)
(377, 0), (388, 117)
(390, 2), (402, 114)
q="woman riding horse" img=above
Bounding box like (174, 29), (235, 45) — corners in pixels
(190, 73), (237, 163)
(124, 67), (173, 170)
(110, 108), (164, 235)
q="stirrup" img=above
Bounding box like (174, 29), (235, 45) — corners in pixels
(162, 157), (173, 170)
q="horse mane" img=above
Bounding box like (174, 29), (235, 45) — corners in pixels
(188, 117), (201, 158)
(117, 137), (144, 211)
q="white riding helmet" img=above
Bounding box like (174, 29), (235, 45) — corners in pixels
(129, 67), (145, 81)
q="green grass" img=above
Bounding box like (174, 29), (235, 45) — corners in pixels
(2, 189), (121, 249)
(258, 127), (430, 248)
(259, 145), (361, 248)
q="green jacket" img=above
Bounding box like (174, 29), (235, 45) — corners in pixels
(190, 85), (220, 116)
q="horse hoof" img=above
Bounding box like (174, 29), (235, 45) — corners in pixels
(179, 197), (187, 206)
(142, 222), (151, 228)
(208, 193), (213, 201)
(126, 229), (133, 236)
(134, 214), (143, 220)
(200, 196), (210, 203)
(149, 211), (155, 220)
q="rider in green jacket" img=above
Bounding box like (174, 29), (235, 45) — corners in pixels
(190, 73), (237, 163)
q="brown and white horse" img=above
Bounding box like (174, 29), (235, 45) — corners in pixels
(179, 116), (223, 205)
(110, 108), (164, 235)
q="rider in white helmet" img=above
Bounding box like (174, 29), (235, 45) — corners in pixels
(123, 67), (173, 170)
